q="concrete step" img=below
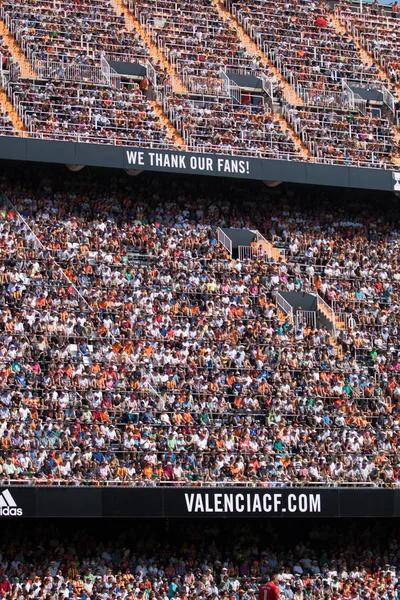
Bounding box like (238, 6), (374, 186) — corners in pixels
(149, 100), (186, 149)
(0, 20), (36, 78)
(0, 90), (26, 132)
(109, 0), (187, 94)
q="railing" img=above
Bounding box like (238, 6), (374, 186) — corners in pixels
(237, 245), (265, 261)
(296, 310), (317, 330)
(100, 52), (121, 89)
(219, 70), (241, 104)
(217, 228), (232, 256)
(382, 86), (396, 114)
(335, 311), (355, 330)
(0, 480), (394, 488)
(275, 292), (294, 323)
(0, 127), (396, 169)
(31, 58), (105, 84)
(260, 74), (277, 102)
(317, 293), (337, 336)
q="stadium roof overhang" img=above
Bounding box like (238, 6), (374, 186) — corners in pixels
(0, 135), (399, 192)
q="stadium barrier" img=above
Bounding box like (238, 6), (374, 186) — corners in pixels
(0, 487), (399, 518)
(0, 136), (399, 191)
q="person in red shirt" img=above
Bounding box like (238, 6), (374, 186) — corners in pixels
(259, 574), (280, 600)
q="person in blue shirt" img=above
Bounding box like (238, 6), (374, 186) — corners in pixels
(168, 578), (179, 598)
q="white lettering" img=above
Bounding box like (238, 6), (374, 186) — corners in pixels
(0, 507), (23, 516)
(126, 151), (144, 166)
(224, 494), (234, 513)
(235, 494), (245, 512)
(273, 494), (282, 512)
(205, 494), (213, 512)
(184, 493), (195, 513)
(263, 494), (272, 512)
(179, 156), (186, 168)
(309, 495), (321, 513)
(239, 160), (246, 174)
(253, 495), (262, 512)
(206, 157), (213, 171)
(148, 152), (155, 165)
(298, 494), (308, 512)
(288, 494), (297, 513)
(171, 155), (179, 168)
(214, 494), (223, 513)
(194, 495), (204, 512)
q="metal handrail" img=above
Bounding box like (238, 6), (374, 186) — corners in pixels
(0, 479), (395, 488)
(216, 228), (232, 256)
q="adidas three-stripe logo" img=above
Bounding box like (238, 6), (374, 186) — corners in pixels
(0, 489), (23, 516)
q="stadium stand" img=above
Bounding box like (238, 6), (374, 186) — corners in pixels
(284, 106), (395, 166)
(0, 520), (399, 598)
(0, 0), (149, 67)
(131, 0), (276, 90)
(6, 79), (175, 146)
(337, 2), (400, 87)
(164, 95), (300, 158)
(0, 0), (396, 165)
(0, 166), (398, 487)
(225, 0), (391, 98)
(224, 0), (400, 166)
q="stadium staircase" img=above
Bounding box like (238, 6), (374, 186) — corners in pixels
(0, 20), (36, 78)
(214, 0), (303, 106)
(109, 0), (186, 95)
(149, 100), (187, 149)
(0, 89), (26, 133)
(217, 227), (285, 261)
(0, 20), (35, 132)
(330, 13), (393, 87)
(213, 0), (312, 160)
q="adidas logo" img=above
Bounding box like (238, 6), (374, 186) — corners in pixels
(0, 489), (22, 516)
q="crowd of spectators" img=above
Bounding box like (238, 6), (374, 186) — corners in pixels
(132, 0), (281, 96)
(0, 0), (397, 166)
(0, 521), (400, 599)
(337, 2), (400, 85)
(6, 79), (174, 147)
(0, 0), (150, 66)
(284, 106), (396, 167)
(0, 167), (396, 486)
(165, 96), (299, 158)
(0, 34), (13, 72)
(0, 107), (14, 135)
(227, 0), (390, 100)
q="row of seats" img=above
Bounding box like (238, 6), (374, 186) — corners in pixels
(165, 94), (300, 158)
(0, 522), (398, 600)
(227, 0), (389, 97)
(7, 78), (174, 147)
(1, 0), (149, 65)
(338, 4), (400, 85)
(0, 170), (397, 486)
(285, 106), (396, 167)
(132, 0), (279, 93)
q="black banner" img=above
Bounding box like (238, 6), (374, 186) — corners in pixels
(0, 487), (399, 518)
(162, 489), (339, 518)
(0, 136), (398, 191)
